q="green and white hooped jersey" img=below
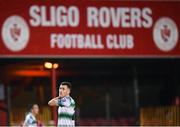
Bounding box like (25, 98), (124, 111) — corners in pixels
(57, 96), (75, 126)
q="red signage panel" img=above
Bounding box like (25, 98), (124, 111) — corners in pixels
(0, 0), (179, 58)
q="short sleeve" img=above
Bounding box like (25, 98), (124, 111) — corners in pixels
(58, 97), (71, 107)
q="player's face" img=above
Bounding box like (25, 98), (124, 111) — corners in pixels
(32, 104), (39, 115)
(59, 85), (70, 98)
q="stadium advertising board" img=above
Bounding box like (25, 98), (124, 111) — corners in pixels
(0, 0), (179, 58)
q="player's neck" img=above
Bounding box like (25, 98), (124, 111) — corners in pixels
(31, 112), (37, 117)
(61, 95), (70, 98)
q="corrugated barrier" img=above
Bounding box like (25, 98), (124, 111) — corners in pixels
(140, 106), (180, 126)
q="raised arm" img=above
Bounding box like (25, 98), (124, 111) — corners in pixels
(48, 97), (59, 106)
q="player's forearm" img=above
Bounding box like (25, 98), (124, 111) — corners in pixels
(48, 97), (59, 106)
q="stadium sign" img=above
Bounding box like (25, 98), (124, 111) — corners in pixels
(0, 0), (179, 58)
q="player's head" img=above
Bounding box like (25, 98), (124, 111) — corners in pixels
(59, 82), (72, 98)
(29, 103), (39, 116)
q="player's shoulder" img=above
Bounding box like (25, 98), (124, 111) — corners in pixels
(25, 112), (32, 118)
(69, 96), (75, 102)
(69, 96), (75, 106)
(60, 96), (75, 105)
(60, 96), (71, 102)
(65, 96), (75, 104)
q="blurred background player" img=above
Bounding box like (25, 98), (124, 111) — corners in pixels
(23, 103), (39, 127)
(48, 82), (75, 126)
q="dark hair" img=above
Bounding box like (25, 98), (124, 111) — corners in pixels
(61, 82), (72, 90)
(28, 103), (37, 111)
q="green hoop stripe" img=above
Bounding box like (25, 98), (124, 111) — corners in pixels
(58, 113), (74, 119)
